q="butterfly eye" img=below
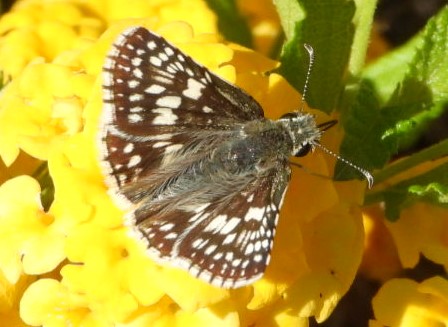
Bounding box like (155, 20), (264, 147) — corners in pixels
(294, 143), (312, 157)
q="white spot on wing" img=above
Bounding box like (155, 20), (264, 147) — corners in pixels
(202, 106), (213, 113)
(221, 217), (241, 234)
(155, 96), (182, 109)
(129, 93), (143, 102)
(133, 68), (143, 78)
(204, 245), (217, 255)
(223, 233), (237, 245)
(150, 56), (162, 67)
(152, 108), (178, 125)
(165, 47), (174, 56)
(213, 252), (223, 260)
(123, 143), (134, 154)
(165, 232), (177, 239)
(147, 41), (156, 50)
(183, 78), (205, 100)
(192, 238), (205, 249)
(127, 155), (141, 168)
(159, 223), (174, 231)
(262, 239), (269, 249)
(132, 57), (142, 66)
(174, 61), (184, 71)
(244, 207), (265, 222)
(159, 53), (168, 61)
(153, 75), (173, 85)
(231, 259), (242, 267)
(245, 243), (254, 255)
(128, 80), (139, 88)
(118, 64), (130, 72)
(130, 106), (143, 113)
(205, 215), (227, 233)
(145, 85), (166, 94)
(128, 113), (143, 123)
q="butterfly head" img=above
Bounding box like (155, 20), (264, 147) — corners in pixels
(278, 112), (336, 158)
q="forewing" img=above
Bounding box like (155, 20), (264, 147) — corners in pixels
(133, 165), (291, 288)
(99, 26), (265, 199)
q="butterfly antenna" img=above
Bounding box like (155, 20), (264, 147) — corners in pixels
(297, 44), (373, 188)
(299, 44), (315, 112)
(314, 143), (374, 188)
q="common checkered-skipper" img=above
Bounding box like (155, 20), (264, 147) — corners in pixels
(98, 26), (372, 288)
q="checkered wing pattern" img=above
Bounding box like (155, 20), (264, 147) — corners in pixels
(101, 27), (264, 190)
(136, 165), (290, 288)
(99, 26), (289, 288)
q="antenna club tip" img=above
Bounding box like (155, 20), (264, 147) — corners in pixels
(303, 43), (314, 55)
(365, 172), (374, 189)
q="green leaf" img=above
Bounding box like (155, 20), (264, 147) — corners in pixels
(364, 140), (448, 217)
(0, 71), (6, 90)
(371, 139), (448, 185)
(337, 7), (448, 181)
(381, 162), (448, 221)
(275, 0), (357, 113)
(349, 0), (378, 76)
(273, 0), (304, 41)
(362, 37), (421, 104)
(33, 162), (54, 212)
(335, 80), (396, 181)
(205, 0), (252, 48)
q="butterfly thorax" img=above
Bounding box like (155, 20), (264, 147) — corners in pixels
(220, 119), (292, 171)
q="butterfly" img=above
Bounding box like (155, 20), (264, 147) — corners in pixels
(98, 26), (372, 288)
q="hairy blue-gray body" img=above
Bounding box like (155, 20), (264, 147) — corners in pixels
(123, 115), (320, 219)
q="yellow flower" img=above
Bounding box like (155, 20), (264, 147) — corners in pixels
(237, 0), (281, 55)
(0, 176), (66, 283)
(386, 202), (448, 270)
(372, 277), (448, 326)
(0, 0), (217, 80)
(0, 0), (217, 166)
(0, 62), (91, 165)
(86, 0), (217, 35)
(0, 1), (370, 325)
(368, 157), (448, 272)
(0, 1), (104, 78)
(360, 204), (402, 281)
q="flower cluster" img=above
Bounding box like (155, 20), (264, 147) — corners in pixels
(2, 0), (446, 326)
(361, 158), (448, 326)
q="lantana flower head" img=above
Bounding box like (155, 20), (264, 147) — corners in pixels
(0, 0), (368, 326)
(372, 277), (448, 326)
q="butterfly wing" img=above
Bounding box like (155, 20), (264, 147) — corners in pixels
(100, 27), (265, 200)
(135, 163), (291, 288)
